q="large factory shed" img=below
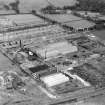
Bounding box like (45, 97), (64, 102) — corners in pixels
(45, 14), (82, 23)
(45, 14), (95, 31)
(36, 41), (77, 59)
(0, 10), (15, 15)
(0, 14), (48, 26)
(64, 19), (95, 31)
(41, 73), (69, 87)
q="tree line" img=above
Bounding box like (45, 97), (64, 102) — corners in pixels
(63, 0), (105, 13)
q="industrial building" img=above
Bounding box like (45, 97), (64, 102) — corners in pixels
(45, 14), (82, 22)
(0, 14), (49, 38)
(0, 24), (67, 44)
(36, 41), (78, 60)
(44, 14), (95, 31)
(0, 14), (48, 26)
(3, 14), (48, 26)
(63, 19), (95, 31)
(74, 11), (101, 18)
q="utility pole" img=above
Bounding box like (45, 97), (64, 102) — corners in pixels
(19, 39), (23, 48)
(45, 49), (47, 59)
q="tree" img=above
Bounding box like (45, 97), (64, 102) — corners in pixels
(63, 0), (105, 13)
(9, 0), (20, 14)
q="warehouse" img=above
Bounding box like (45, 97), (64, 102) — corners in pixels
(40, 73), (69, 87)
(64, 19), (95, 31)
(45, 14), (82, 23)
(0, 18), (13, 26)
(36, 41), (78, 59)
(1, 14), (48, 26)
(0, 10), (15, 15)
(45, 14), (95, 31)
(0, 24), (66, 42)
(40, 71), (88, 95)
(0, 14), (49, 34)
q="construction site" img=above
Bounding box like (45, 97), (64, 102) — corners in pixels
(0, 0), (105, 105)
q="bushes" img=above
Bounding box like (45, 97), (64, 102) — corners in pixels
(63, 0), (105, 14)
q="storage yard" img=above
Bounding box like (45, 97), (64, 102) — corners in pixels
(0, 6), (105, 105)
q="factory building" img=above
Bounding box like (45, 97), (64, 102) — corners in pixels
(0, 14), (50, 41)
(63, 19), (95, 32)
(0, 24), (66, 45)
(36, 41), (78, 60)
(40, 73), (69, 87)
(44, 14), (95, 31)
(0, 14), (48, 27)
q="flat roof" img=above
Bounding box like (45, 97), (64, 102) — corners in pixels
(0, 14), (48, 26)
(41, 73), (69, 87)
(0, 10), (15, 15)
(36, 41), (77, 59)
(64, 20), (95, 29)
(45, 14), (82, 23)
(45, 14), (95, 29)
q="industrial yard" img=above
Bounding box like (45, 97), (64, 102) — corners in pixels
(0, 0), (105, 105)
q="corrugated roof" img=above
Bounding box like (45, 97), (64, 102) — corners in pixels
(36, 41), (77, 59)
(5, 14), (46, 25)
(64, 20), (95, 29)
(45, 14), (82, 23)
(0, 10), (15, 14)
